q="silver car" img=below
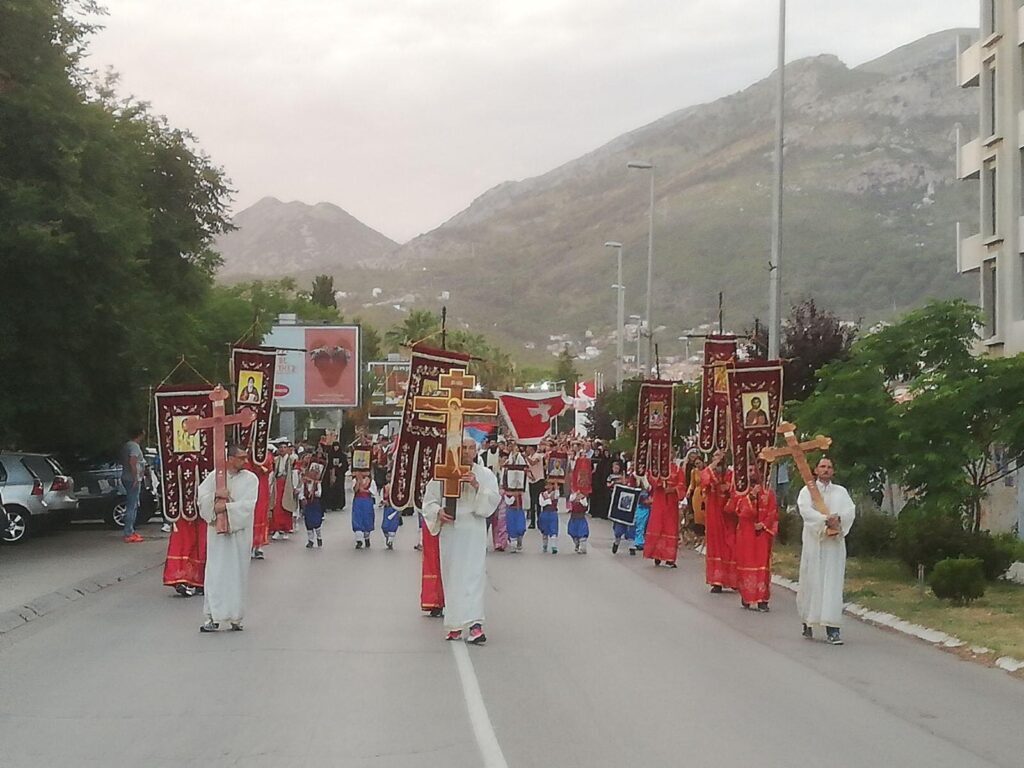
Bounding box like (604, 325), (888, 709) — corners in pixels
(0, 452), (79, 544)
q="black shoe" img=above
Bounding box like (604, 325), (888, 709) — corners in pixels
(317, 538), (323, 548)
(629, 548), (636, 556)
(365, 539), (371, 548)
(757, 602), (770, 612)
(428, 607), (443, 618)
(199, 621), (219, 633)
(741, 601), (751, 609)
(386, 540), (394, 550)
(254, 549), (265, 560)
(356, 540), (363, 549)
(710, 585), (723, 594)
(825, 627), (843, 645)
(654, 559), (661, 566)
(306, 541), (314, 549)
(528, 524), (536, 529)
(665, 561), (677, 569)
(174, 584), (190, 597)
(612, 541), (619, 554)
(802, 623), (813, 639)
(194, 587), (204, 596)
(230, 622), (244, 632)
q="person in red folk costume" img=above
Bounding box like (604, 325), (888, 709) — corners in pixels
(163, 510), (207, 598)
(733, 465), (779, 611)
(247, 448), (275, 560)
(642, 448), (687, 568)
(270, 442), (297, 540)
(702, 449), (737, 593)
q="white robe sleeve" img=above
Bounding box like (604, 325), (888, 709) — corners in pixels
(470, 464), (500, 519)
(421, 480), (443, 537)
(225, 470), (258, 533)
(197, 473), (217, 525)
(797, 485), (827, 540)
(832, 484), (857, 538)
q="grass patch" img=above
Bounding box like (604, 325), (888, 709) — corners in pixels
(772, 544), (1024, 660)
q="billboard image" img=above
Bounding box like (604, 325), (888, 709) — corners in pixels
(367, 360), (410, 420)
(263, 324), (362, 408)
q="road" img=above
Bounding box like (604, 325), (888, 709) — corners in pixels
(1, 509), (1022, 768)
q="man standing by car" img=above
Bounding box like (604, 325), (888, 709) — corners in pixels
(121, 427), (146, 543)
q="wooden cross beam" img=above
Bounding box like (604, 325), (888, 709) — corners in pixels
(182, 385), (256, 534)
(758, 421), (839, 535)
(412, 369), (498, 511)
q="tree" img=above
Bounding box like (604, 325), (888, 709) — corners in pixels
(384, 309), (440, 351)
(310, 274), (337, 308)
(745, 299), (857, 402)
(792, 300), (1024, 529)
(554, 346), (579, 395)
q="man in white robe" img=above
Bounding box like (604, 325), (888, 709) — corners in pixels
(797, 456), (856, 645)
(422, 437), (500, 644)
(198, 444), (258, 633)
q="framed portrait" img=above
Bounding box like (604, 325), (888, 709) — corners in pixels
(351, 447), (372, 471)
(741, 391), (771, 429)
(236, 371), (264, 405)
(609, 483), (641, 526)
(648, 400), (666, 430)
(546, 452), (568, 479)
(172, 416), (202, 454)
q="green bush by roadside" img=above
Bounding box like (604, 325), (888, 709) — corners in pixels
(929, 557), (986, 605)
(894, 511), (1013, 580)
(846, 510), (895, 558)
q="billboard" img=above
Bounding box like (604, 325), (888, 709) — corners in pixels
(263, 324), (362, 408)
(367, 360), (410, 420)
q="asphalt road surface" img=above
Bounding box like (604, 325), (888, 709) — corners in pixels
(2, 510), (1022, 768)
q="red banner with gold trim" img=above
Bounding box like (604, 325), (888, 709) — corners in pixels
(727, 360), (784, 494)
(231, 346), (277, 463)
(635, 380), (675, 479)
(698, 335), (738, 452)
(154, 386), (216, 522)
(389, 344), (473, 509)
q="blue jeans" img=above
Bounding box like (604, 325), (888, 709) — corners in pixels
(123, 481), (141, 537)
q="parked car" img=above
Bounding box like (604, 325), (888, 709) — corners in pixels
(69, 454), (161, 530)
(0, 452), (79, 544)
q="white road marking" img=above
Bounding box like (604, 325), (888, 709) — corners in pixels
(451, 641), (509, 768)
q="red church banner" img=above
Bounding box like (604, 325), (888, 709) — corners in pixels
(390, 344), (473, 509)
(634, 380), (675, 480)
(727, 360), (784, 494)
(154, 386), (216, 522)
(231, 346), (277, 463)
(698, 335), (738, 452)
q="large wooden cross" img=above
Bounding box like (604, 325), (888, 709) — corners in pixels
(412, 369), (497, 515)
(758, 421), (839, 536)
(182, 385), (256, 534)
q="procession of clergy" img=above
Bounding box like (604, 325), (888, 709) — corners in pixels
(161, 426), (856, 646)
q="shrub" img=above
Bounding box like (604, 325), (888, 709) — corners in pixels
(846, 510), (895, 558)
(929, 557), (986, 605)
(895, 512), (1013, 580)
(775, 510), (803, 546)
(969, 533), (1014, 581)
(993, 533), (1024, 564)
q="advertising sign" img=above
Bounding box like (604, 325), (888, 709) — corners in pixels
(263, 324), (361, 408)
(367, 360), (410, 420)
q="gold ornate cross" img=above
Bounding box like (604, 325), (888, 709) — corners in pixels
(758, 421), (838, 536)
(182, 385), (256, 534)
(412, 369), (497, 499)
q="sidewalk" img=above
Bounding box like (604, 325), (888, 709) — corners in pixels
(0, 522), (167, 634)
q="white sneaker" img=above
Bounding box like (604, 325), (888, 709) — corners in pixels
(271, 532), (281, 540)
(160, 523), (172, 533)
(281, 533), (290, 540)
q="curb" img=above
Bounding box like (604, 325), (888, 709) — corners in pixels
(771, 574), (1024, 676)
(0, 555), (163, 637)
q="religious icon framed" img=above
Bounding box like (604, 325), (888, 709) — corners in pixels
(545, 452), (568, 480)
(609, 484), (641, 526)
(351, 447), (372, 471)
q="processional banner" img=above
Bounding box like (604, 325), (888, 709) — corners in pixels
(698, 335), (738, 452)
(231, 346), (277, 463)
(727, 360), (784, 494)
(634, 381), (675, 480)
(154, 386), (216, 522)
(492, 391), (570, 445)
(389, 344), (473, 509)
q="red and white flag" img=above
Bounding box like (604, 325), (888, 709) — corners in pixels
(493, 391), (572, 445)
(575, 380), (597, 401)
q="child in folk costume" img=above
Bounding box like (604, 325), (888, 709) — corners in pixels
(502, 445), (529, 553)
(733, 466), (778, 611)
(607, 460), (633, 554)
(351, 472), (376, 549)
(380, 485), (401, 550)
(298, 467), (324, 549)
(538, 479), (560, 554)
(567, 490), (590, 554)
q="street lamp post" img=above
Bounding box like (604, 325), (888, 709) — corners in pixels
(768, 0), (786, 360)
(630, 314), (643, 374)
(628, 161), (655, 374)
(605, 241), (625, 389)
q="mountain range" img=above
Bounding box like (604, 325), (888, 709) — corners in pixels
(214, 28), (979, 365)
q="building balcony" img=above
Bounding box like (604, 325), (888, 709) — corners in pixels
(956, 129), (982, 180)
(956, 224), (984, 274)
(957, 38), (981, 88)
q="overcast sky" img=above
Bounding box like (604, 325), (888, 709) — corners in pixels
(87, 1), (976, 242)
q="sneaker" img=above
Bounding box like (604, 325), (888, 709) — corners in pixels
(194, 587), (204, 596)
(254, 549), (265, 560)
(355, 540), (363, 550)
(174, 584), (190, 597)
(317, 538), (323, 548)
(757, 602), (770, 612)
(628, 547), (636, 556)
(199, 620), (219, 633)
(429, 608), (444, 618)
(612, 541), (619, 554)
(654, 559), (661, 566)
(825, 628), (844, 645)
(386, 540), (393, 550)
(581, 543), (588, 554)
(365, 538), (371, 548)
(574, 541), (580, 553)
(467, 624), (487, 645)
(280, 533), (291, 540)
(445, 629), (463, 642)
(665, 561), (677, 569)
(230, 622), (244, 632)
(414, 543), (423, 551)
(551, 546), (558, 555)
(542, 542), (548, 553)
(160, 523), (172, 533)
(516, 541), (523, 552)
(271, 532), (282, 540)
(710, 585), (723, 594)
(802, 623), (813, 640)
(306, 541), (314, 549)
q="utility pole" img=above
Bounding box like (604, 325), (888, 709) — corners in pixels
(767, 0), (786, 360)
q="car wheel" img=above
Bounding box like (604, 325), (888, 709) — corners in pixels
(2, 505), (31, 544)
(110, 502), (127, 530)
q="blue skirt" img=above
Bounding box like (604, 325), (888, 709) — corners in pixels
(506, 506), (527, 538)
(539, 509), (559, 537)
(381, 505), (400, 534)
(303, 500), (324, 530)
(352, 495), (375, 533)
(567, 517), (589, 540)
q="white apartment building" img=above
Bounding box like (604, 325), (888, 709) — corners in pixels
(956, 0), (1024, 355)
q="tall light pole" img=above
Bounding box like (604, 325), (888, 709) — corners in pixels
(627, 160), (655, 374)
(630, 314), (643, 373)
(768, 0), (786, 360)
(605, 241), (624, 388)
